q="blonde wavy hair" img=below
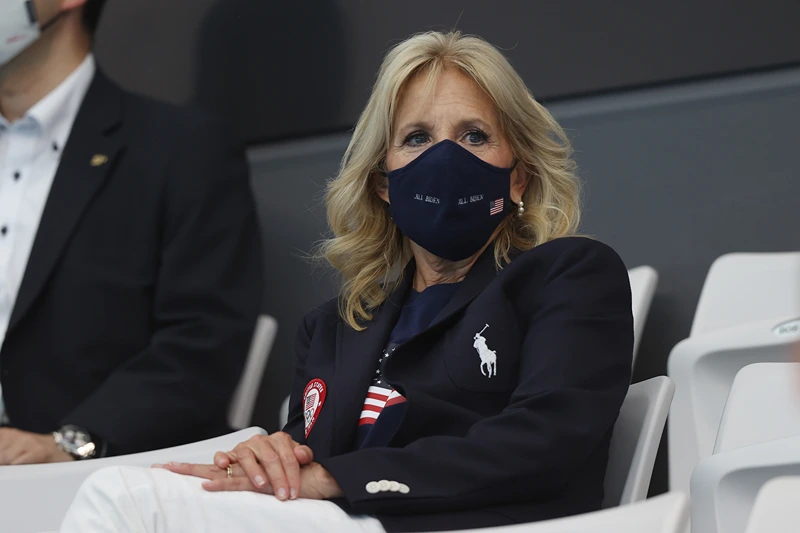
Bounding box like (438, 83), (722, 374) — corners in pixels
(319, 31), (581, 330)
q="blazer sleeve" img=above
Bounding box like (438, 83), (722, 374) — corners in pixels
(282, 312), (316, 442)
(62, 116), (264, 455)
(318, 241), (633, 515)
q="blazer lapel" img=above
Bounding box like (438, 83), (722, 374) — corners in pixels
(429, 247), (499, 329)
(329, 267), (413, 455)
(7, 71), (123, 335)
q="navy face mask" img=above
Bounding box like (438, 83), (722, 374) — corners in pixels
(387, 140), (514, 262)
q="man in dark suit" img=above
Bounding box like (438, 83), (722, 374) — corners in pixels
(0, 0), (263, 464)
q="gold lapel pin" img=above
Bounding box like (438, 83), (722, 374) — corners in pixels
(90, 154), (109, 167)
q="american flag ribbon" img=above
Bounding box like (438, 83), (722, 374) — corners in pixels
(489, 198), (504, 215)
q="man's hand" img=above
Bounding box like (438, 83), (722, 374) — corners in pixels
(159, 460), (344, 500)
(0, 428), (74, 465)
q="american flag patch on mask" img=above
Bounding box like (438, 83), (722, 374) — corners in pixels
(489, 198), (504, 215)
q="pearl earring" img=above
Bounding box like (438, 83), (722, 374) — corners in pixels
(517, 200), (525, 216)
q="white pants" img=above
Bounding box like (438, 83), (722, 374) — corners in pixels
(60, 466), (387, 533)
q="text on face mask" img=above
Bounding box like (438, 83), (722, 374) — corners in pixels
(414, 194), (441, 204)
(412, 194), (487, 205)
(458, 195), (484, 205)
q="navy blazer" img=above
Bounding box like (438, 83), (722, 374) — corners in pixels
(284, 237), (633, 532)
(0, 71), (263, 454)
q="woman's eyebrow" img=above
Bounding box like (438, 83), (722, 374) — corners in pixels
(453, 118), (493, 131)
(395, 121), (434, 135)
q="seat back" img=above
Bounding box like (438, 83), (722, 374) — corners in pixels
(0, 427), (267, 533)
(715, 362), (800, 454)
(604, 376), (675, 507)
(628, 266), (659, 365)
(667, 252), (800, 493)
(691, 252), (800, 336)
(228, 315), (278, 429)
(744, 476), (800, 533)
(691, 435), (800, 533)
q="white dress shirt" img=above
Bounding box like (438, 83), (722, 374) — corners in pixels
(0, 54), (96, 421)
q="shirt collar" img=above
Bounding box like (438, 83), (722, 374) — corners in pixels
(12, 53), (96, 148)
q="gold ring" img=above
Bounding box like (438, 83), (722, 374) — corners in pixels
(227, 465), (233, 478)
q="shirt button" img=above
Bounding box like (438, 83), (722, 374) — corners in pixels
(1, 226), (7, 236)
(378, 479), (391, 492)
(398, 483), (410, 494)
(365, 481), (380, 494)
(388, 481), (400, 492)
(13, 171), (20, 181)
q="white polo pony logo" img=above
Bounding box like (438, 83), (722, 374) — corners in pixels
(473, 324), (497, 378)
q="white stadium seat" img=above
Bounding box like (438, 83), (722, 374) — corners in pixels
(605, 376), (675, 507)
(0, 427), (267, 533)
(228, 314), (278, 430)
(431, 492), (688, 533)
(744, 476), (800, 533)
(667, 251), (800, 493)
(691, 435), (800, 533)
(689, 363), (800, 533)
(628, 266), (659, 366)
(714, 362), (800, 455)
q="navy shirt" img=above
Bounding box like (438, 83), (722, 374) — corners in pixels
(354, 282), (461, 449)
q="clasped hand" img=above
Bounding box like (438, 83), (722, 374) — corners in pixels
(158, 432), (342, 501)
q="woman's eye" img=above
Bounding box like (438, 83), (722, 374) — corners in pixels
(403, 132), (429, 147)
(465, 130), (488, 144)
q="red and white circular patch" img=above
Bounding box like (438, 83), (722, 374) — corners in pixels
(302, 379), (327, 438)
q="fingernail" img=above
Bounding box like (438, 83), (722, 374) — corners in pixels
(151, 464), (164, 468)
(290, 488), (297, 499)
(168, 462), (182, 467)
(277, 488), (287, 500)
(202, 481), (212, 489)
(255, 475), (266, 487)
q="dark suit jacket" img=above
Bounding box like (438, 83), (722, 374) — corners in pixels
(0, 70), (263, 455)
(284, 237), (633, 532)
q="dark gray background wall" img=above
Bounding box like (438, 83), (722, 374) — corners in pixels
(91, 1), (800, 494)
(95, 0), (800, 142)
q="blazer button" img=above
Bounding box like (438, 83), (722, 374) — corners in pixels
(378, 479), (391, 492)
(399, 483), (410, 494)
(365, 481), (380, 494)
(388, 481), (400, 492)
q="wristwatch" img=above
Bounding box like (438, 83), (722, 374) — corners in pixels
(53, 425), (98, 460)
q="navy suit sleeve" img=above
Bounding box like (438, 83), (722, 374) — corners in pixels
(63, 116), (264, 454)
(282, 312), (316, 442)
(319, 241), (633, 514)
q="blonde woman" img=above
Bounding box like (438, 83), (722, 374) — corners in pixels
(61, 31), (633, 533)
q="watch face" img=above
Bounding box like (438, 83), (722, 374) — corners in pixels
(55, 425), (96, 459)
